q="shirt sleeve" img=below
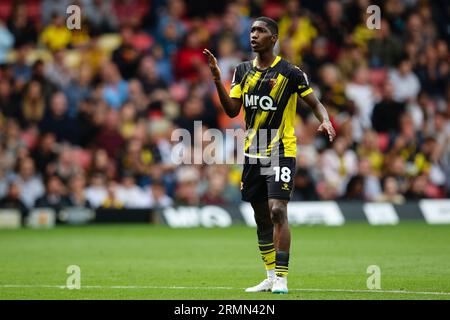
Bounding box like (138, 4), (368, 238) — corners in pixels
(292, 66), (314, 98)
(229, 65), (243, 99)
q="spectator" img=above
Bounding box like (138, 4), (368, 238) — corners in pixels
(357, 130), (384, 176)
(88, 148), (116, 180)
(0, 181), (28, 218)
(7, 3), (37, 49)
(38, 91), (78, 144)
(127, 79), (149, 115)
(39, 13), (72, 51)
(377, 176), (405, 204)
(41, 0), (70, 26)
(405, 174), (428, 200)
(320, 0), (348, 61)
(116, 174), (149, 208)
(155, 7), (185, 59)
(52, 144), (82, 183)
(145, 179), (173, 208)
(100, 61), (128, 109)
(31, 132), (58, 175)
(303, 37), (333, 82)
(278, 0), (318, 59)
(85, 172), (108, 208)
(201, 166), (229, 205)
(112, 26), (142, 80)
(13, 157), (44, 208)
(138, 55), (168, 95)
(113, 0), (149, 29)
(345, 65), (376, 132)
(368, 19), (402, 68)
(357, 157), (382, 201)
(0, 77), (20, 120)
(93, 109), (125, 159)
(34, 174), (71, 211)
(11, 44), (32, 90)
(19, 80), (46, 128)
(3, 119), (27, 166)
(320, 137), (358, 196)
(415, 44), (449, 98)
(341, 175), (365, 201)
(388, 57), (421, 103)
(44, 49), (73, 89)
(217, 36), (241, 82)
(174, 30), (206, 82)
(64, 63), (93, 118)
(68, 173), (91, 208)
(174, 166), (200, 206)
(384, 154), (409, 194)
(291, 168), (319, 201)
(84, 0), (118, 34)
(31, 59), (56, 99)
(0, 18), (14, 64)
(100, 181), (124, 209)
(371, 82), (406, 133)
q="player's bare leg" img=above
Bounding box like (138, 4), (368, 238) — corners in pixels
(268, 199), (290, 294)
(245, 200), (276, 292)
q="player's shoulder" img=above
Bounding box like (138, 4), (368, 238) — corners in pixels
(280, 59), (306, 77)
(280, 59), (310, 84)
(234, 60), (253, 73)
(231, 60), (252, 85)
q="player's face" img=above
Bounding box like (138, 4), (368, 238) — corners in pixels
(250, 21), (276, 53)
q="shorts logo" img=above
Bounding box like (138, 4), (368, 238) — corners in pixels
(282, 183), (290, 191)
(240, 182), (244, 190)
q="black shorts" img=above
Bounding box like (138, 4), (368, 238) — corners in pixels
(241, 156), (296, 202)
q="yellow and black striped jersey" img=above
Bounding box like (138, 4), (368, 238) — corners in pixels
(229, 56), (313, 158)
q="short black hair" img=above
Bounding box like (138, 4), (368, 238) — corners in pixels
(254, 16), (278, 35)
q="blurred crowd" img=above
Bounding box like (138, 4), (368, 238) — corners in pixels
(0, 0), (449, 216)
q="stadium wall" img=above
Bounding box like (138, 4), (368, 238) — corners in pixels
(1, 200), (450, 228)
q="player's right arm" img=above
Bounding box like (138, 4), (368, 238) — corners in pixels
(203, 49), (242, 118)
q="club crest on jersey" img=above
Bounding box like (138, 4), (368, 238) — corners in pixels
(269, 78), (278, 88)
(244, 93), (276, 111)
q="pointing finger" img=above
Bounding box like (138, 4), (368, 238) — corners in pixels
(203, 49), (213, 57)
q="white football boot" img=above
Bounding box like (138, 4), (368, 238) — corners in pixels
(271, 276), (288, 294)
(245, 278), (274, 292)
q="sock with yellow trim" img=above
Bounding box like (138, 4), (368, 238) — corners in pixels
(275, 251), (289, 278)
(257, 227), (275, 279)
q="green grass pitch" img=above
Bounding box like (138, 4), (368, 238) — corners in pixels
(0, 222), (450, 300)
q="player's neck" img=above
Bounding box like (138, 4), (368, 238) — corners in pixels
(255, 51), (277, 70)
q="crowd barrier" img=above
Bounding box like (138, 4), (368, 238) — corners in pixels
(1, 200), (450, 229)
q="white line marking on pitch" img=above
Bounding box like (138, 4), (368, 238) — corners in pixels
(1, 285), (449, 296)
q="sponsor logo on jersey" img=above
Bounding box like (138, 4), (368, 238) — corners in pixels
(244, 94), (276, 111)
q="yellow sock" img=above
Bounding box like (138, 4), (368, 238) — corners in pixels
(259, 242), (276, 272)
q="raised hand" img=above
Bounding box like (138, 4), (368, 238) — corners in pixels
(203, 48), (221, 81)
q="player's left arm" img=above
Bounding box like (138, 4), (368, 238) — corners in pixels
(301, 92), (336, 142)
(292, 66), (336, 142)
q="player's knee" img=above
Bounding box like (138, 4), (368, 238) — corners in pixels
(270, 204), (287, 224)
